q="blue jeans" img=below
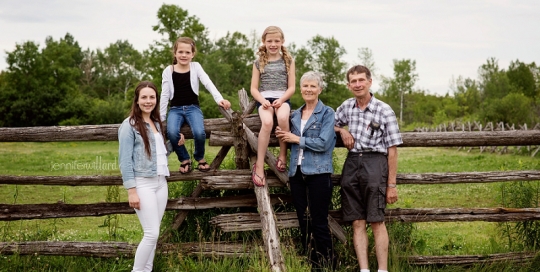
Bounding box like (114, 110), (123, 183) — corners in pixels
(166, 105), (206, 162)
(289, 166), (335, 269)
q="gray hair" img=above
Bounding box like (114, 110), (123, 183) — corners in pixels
(300, 71), (326, 91)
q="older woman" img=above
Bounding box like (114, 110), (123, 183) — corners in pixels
(275, 71), (336, 269)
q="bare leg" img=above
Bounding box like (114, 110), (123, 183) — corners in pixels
(255, 106), (275, 185)
(275, 104), (291, 169)
(371, 221), (389, 271)
(352, 219), (369, 270)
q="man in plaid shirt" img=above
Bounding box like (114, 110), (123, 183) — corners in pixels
(334, 65), (402, 272)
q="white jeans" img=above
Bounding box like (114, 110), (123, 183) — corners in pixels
(132, 175), (168, 272)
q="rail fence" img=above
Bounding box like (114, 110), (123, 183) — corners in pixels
(1, 90), (540, 270)
(415, 121), (540, 157)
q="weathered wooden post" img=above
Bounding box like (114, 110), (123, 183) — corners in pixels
(236, 88), (287, 271)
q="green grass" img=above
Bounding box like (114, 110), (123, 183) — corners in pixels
(1, 142), (539, 271)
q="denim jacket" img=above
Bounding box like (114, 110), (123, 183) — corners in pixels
(289, 100), (336, 177)
(118, 117), (170, 189)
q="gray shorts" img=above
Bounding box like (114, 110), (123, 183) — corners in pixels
(340, 151), (388, 223)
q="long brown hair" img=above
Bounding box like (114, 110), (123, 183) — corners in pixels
(257, 26), (293, 74)
(128, 81), (166, 158)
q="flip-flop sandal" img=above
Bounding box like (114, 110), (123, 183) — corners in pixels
(251, 163), (265, 187)
(276, 158), (287, 172)
(179, 161), (193, 174)
(197, 161), (211, 172)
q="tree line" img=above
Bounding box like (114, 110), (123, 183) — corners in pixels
(0, 4), (538, 129)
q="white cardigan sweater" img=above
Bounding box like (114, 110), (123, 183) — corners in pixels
(160, 62), (224, 121)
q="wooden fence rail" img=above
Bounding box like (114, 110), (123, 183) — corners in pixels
(0, 241), (536, 266)
(415, 121), (540, 157)
(210, 208), (540, 232)
(2, 170), (539, 187)
(1, 121), (540, 147)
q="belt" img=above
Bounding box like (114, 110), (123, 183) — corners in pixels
(347, 151), (386, 157)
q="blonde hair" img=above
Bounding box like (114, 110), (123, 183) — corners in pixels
(172, 37), (196, 65)
(256, 26), (293, 74)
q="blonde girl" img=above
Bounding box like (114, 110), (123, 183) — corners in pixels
(250, 26), (295, 186)
(160, 37), (231, 173)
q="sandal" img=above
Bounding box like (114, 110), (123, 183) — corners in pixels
(179, 161), (193, 174)
(276, 158), (287, 172)
(251, 163), (265, 187)
(197, 161), (211, 172)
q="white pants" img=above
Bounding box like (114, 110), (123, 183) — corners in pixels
(132, 175), (168, 272)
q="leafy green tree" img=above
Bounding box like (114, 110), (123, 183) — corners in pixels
(145, 4), (210, 88)
(79, 48), (98, 97)
(0, 41), (41, 126)
(402, 91), (440, 124)
(451, 76), (481, 118)
(288, 43), (313, 107)
(481, 93), (535, 124)
(307, 35), (347, 91)
(94, 40), (145, 100)
(204, 31), (254, 96)
(379, 75), (399, 112)
(291, 35), (349, 109)
(381, 59), (418, 124)
(507, 60), (537, 99)
(394, 59), (418, 124)
(288, 43), (313, 84)
(0, 34), (87, 126)
(357, 47), (377, 78)
(479, 57), (515, 100)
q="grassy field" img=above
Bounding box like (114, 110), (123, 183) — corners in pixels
(1, 141), (539, 271)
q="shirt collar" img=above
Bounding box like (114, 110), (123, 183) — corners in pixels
(352, 93), (375, 111)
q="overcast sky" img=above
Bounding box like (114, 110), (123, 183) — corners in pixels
(1, 0), (539, 95)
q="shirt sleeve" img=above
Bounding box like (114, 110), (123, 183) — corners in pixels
(195, 63), (224, 104)
(382, 108), (403, 148)
(118, 121), (136, 189)
(160, 66), (171, 121)
(334, 103), (348, 127)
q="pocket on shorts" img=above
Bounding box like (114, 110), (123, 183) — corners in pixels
(378, 187), (387, 209)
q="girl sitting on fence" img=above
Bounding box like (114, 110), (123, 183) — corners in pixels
(250, 26), (295, 186)
(118, 81), (170, 272)
(160, 37), (231, 173)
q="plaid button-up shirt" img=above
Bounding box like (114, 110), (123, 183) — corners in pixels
(335, 94), (403, 154)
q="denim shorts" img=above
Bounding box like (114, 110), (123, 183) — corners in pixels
(255, 98), (291, 108)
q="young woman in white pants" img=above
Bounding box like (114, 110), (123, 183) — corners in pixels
(119, 81), (170, 272)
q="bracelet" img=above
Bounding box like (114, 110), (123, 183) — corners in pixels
(387, 183), (397, 188)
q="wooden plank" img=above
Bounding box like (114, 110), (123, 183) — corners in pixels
(406, 252), (537, 265)
(0, 241), (536, 266)
(0, 194), (291, 221)
(210, 208), (540, 232)
(0, 241), (252, 258)
(0, 117), (256, 142)
(2, 170), (539, 186)
(211, 130), (540, 147)
(3, 124), (540, 146)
